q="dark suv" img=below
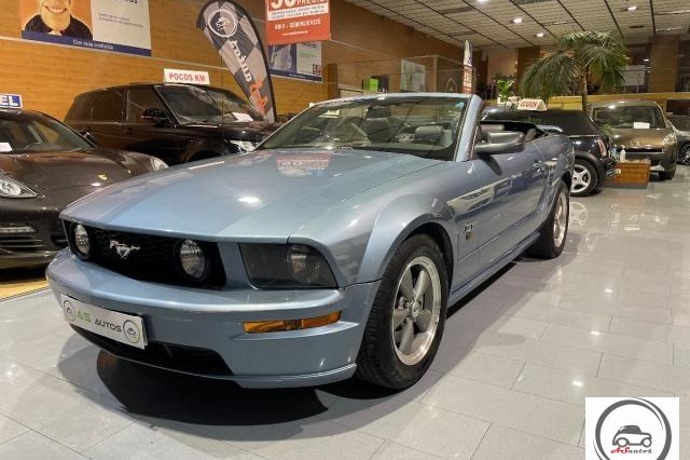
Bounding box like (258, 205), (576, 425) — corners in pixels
(483, 108), (615, 196)
(65, 83), (279, 165)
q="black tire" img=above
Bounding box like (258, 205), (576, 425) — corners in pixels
(678, 143), (690, 164)
(527, 181), (569, 259)
(659, 169), (676, 180)
(356, 234), (448, 390)
(571, 159), (598, 197)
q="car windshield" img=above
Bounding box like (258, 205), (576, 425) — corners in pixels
(261, 96), (468, 161)
(0, 115), (91, 153)
(157, 85), (264, 123)
(669, 115), (690, 131)
(484, 110), (601, 135)
(592, 105), (666, 129)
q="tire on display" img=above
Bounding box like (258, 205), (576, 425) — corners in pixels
(526, 181), (569, 259)
(571, 159), (598, 197)
(356, 234), (448, 390)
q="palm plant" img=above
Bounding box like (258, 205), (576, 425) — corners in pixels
(519, 31), (628, 112)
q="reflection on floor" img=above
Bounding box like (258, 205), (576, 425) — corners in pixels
(1, 168), (690, 459)
(0, 267), (47, 300)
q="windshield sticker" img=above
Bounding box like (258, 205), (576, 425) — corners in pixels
(633, 122), (650, 129)
(0, 142), (12, 152)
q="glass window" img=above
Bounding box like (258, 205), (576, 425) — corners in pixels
(261, 95), (468, 161)
(484, 110), (601, 135)
(592, 105), (665, 129)
(127, 88), (165, 121)
(0, 115), (91, 152)
(92, 91), (125, 121)
(156, 85), (263, 123)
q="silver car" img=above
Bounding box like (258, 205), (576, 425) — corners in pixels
(47, 94), (574, 390)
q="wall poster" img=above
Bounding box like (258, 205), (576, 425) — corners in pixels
(266, 0), (330, 45)
(20, 0), (151, 56)
(269, 41), (322, 82)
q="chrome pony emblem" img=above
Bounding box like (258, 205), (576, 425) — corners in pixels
(109, 240), (140, 259)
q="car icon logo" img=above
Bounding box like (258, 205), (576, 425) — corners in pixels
(612, 425), (652, 448)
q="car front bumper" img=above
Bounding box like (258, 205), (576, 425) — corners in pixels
(46, 249), (379, 388)
(0, 202), (66, 269)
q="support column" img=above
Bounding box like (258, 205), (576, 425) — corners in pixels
(516, 46), (540, 85)
(648, 36), (679, 93)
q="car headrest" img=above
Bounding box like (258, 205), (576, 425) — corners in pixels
(414, 124), (444, 144)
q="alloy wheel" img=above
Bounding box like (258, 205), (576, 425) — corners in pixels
(553, 190), (568, 248)
(571, 163), (592, 195)
(391, 256), (442, 366)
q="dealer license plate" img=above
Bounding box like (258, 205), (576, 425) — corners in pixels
(60, 295), (147, 350)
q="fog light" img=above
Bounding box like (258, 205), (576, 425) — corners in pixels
(243, 311), (341, 334)
(178, 239), (206, 279)
(73, 224), (90, 257)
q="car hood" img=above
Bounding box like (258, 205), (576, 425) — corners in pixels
(61, 149), (439, 240)
(0, 149), (133, 191)
(610, 128), (673, 148)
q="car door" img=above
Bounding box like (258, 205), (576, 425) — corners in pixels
(88, 90), (127, 149)
(470, 132), (547, 270)
(124, 88), (185, 164)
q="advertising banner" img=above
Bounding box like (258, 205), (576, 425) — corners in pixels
(269, 42), (322, 82)
(20, 0), (151, 56)
(266, 0), (331, 45)
(197, 1), (277, 123)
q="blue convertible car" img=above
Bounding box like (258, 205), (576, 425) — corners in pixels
(47, 94), (574, 389)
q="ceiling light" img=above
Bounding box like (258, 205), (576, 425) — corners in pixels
(626, 5), (638, 11)
(477, 0), (488, 3)
(536, 32), (545, 37)
(511, 17), (523, 24)
(643, 58), (649, 62)
(656, 9), (690, 15)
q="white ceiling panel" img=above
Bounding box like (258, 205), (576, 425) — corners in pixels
(342, 0), (689, 50)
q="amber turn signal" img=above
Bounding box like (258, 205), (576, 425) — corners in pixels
(243, 311), (341, 334)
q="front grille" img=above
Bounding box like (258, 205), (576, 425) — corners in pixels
(72, 326), (232, 376)
(0, 235), (48, 252)
(67, 224), (226, 288)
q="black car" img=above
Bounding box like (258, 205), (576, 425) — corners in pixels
(65, 83), (280, 165)
(0, 108), (167, 269)
(484, 108), (615, 196)
(667, 114), (690, 164)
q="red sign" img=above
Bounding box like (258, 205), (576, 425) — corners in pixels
(266, 0), (331, 45)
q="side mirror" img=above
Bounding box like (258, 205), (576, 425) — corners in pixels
(140, 108), (169, 125)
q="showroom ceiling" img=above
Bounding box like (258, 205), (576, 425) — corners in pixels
(342, 0), (690, 53)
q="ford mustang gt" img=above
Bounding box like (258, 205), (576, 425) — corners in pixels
(47, 94), (574, 389)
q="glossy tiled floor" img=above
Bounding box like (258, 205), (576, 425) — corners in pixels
(2, 167), (690, 459)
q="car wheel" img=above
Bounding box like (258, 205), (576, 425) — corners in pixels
(571, 160), (598, 197)
(356, 234), (448, 390)
(659, 169), (676, 180)
(616, 438), (629, 447)
(526, 181), (569, 259)
(642, 437), (651, 448)
(678, 143), (690, 164)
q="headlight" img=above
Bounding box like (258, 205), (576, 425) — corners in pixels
(177, 239), (208, 280)
(240, 243), (337, 288)
(229, 140), (256, 152)
(149, 157), (168, 171)
(72, 224), (91, 258)
(0, 176), (37, 198)
(663, 133), (677, 146)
